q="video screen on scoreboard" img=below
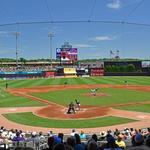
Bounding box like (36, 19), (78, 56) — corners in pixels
(142, 61), (150, 68)
(56, 48), (78, 63)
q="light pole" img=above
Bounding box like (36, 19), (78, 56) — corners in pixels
(48, 32), (54, 69)
(13, 32), (20, 67)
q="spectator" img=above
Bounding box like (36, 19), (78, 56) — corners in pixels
(91, 134), (98, 143)
(79, 131), (86, 140)
(74, 133), (85, 150)
(0, 133), (4, 144)
(65, 144), (74, 150)
(58, 133), (64, 143)
(71, 129), (77, 137)
(115, 134), (126, 149)
(127, 146), (150, 150)
(103, 134), (122, 150)
(66, 136), (76, 149)
(87, 141), (99, 150)
(39, 131), (46, 143)
(53, 143), (66, 150)
(127, 136), (150, 150)
(114, 129), (120, 137)
(48, 131), (53, 137)
(146, 128), (150, 138)
(47, 136), (55, 150)
(9, 129), (16, 140)
(99, 131), (107, 141)
(123, 130), (131, 141)
(130, 128), (135, 136)
(12, 132), (25, 142)
(0, 126), (4, 132)
(132, 133), (144, 146)
(53, 135), (61, 144)
(32, 133), (41, 150)
(145, 134), (150, 147)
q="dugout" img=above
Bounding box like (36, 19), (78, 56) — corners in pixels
(76, 68), (90, 76)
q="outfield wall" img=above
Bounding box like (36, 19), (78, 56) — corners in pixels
(104, 72), (150, 76)
(0, 71), (44, 79)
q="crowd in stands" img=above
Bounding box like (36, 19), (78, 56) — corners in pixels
(0, 65), (77, 73)
(0, 126), (150, 150)
(0, 66), (51, 72)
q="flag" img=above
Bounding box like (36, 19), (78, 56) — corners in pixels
(110, 50), (114, 55)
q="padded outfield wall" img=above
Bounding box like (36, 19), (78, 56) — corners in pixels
(0, 71), (44, 79)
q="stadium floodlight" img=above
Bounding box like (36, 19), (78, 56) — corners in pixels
(12, 32), (21, 67)
(48, 32), (54, 69)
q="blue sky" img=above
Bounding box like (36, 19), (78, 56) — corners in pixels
(0, 0), (150, 60)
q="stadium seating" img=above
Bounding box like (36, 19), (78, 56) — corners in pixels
(0, 126), (149, 150)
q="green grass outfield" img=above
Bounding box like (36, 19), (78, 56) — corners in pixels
(32, 88), (150, 106)
(118, 104), (150, 113)
(3, 112), (136, 128)
(0, 76), (150, 88)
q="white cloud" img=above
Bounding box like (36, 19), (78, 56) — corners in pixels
(0, 31), (17, 37)
(0, 50), (15, 54)
(0, 31), (8, 34)
(90, 35), (116, 41)
(106, 0), (121, 9)
(72, 44), (95, 48)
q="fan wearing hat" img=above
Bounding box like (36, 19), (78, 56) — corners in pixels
(99, 131), (107, 141)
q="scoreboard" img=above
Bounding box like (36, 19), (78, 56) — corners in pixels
(56, 48), (78, 63)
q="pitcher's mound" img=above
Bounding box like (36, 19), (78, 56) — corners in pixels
(83, 93), (110, 97)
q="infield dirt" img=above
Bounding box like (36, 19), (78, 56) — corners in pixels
(0, 84), (149, 133)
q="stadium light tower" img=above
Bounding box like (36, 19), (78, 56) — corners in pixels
(48, 32), (54, 69)
(13, 32), (20, 67)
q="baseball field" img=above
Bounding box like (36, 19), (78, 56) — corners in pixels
(0, 76), (150, 133)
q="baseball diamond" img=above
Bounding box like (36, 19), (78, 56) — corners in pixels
(0, 77), (150, 133)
